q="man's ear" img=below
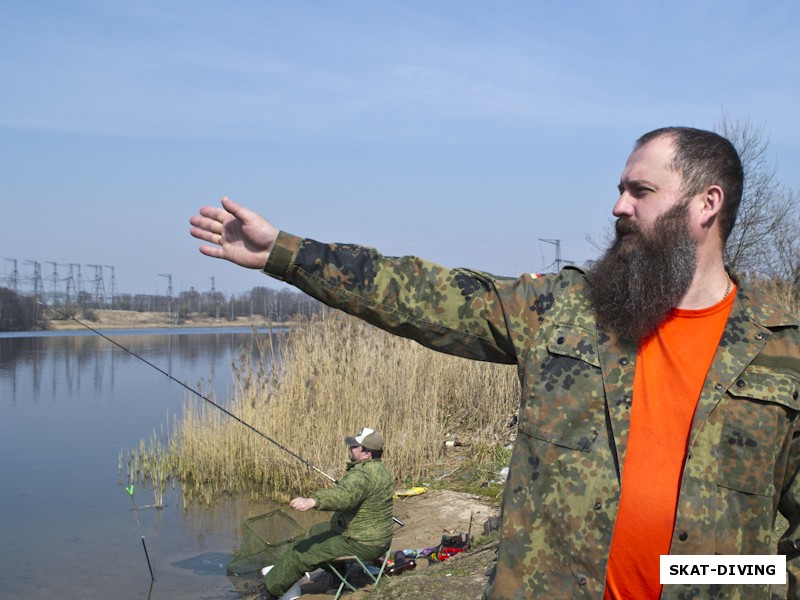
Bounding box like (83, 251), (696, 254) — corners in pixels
(699, 184), (724, 228)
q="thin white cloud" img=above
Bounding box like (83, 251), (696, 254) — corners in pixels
(2, 0), (798, 144)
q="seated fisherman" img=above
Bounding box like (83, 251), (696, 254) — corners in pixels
(259, 427), (394, 600)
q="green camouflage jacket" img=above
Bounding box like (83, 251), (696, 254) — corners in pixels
(313, 458), (394, 548)
(265, 231), (800, 600)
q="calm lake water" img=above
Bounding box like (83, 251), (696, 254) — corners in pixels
(0, 327), (309, 600)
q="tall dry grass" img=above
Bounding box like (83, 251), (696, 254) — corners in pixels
(750, 278), (800, 318)
(127, 311), (519, 503)
(125, 277), (799, 505)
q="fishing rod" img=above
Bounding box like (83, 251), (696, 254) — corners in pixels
(36, 300), (336, 481)
(33, 300), (403, 525)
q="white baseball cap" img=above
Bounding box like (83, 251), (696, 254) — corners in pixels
(344, 427), (384, 451)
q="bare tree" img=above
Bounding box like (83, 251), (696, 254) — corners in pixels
(714, 114), (798, 279)
(760, 188), (800, 313)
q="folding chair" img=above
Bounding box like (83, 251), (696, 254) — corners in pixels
(325, 547), (391, 599)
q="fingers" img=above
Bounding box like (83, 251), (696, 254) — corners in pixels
(190, 206), (227, 244)
(189, 224), (222, 246)
(196, 204), (229, 224)
(189, 222), (212, 239)
(190, 201), (231, 260)
(220, 196), (258, 225)
(198, 244), (224, 259)
(191, 198), (250, 235)
(193, 197), (240, 227)
(288, 497), (314, 511)
(190, 212), (222, 233)
(191, 197), (276, 267)
(220, 195), (238, 211)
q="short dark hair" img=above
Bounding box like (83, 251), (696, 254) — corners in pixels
(368, 448), (383, 459)
(635, 127), (743, 243)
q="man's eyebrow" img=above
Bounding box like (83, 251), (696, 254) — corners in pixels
(618, 178), (658, 192)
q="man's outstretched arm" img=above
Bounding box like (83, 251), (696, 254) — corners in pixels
(190, 196), (547, 364)
(189, 196), (279, 269)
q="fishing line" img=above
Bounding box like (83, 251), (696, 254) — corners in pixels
(36, 300), (337, 484)
(31, 300), (404, 525)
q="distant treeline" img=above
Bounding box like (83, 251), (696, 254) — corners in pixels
(4, 276), (796, 333)
(0, 287), (44, 331)
(0, 286), (323, 332)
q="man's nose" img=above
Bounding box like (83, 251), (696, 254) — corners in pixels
(612, 194), (634, 218)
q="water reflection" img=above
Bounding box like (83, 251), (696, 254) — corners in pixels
(0, 329), (278, 404)
(0, 327), (291, 600)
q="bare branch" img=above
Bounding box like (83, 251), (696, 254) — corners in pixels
(714, 113), (796, 278)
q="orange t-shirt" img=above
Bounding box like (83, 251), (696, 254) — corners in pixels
(603, 287), (736, 599)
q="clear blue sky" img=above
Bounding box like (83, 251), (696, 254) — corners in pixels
(2, 0), (798, 298)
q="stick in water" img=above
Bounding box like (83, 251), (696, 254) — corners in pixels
(141, 536), (155, 581)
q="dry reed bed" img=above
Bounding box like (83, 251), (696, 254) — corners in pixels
(125, 279), (799, 506)
(126, 312), (519, 504)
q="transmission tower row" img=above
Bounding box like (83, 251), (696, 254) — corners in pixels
(2, 259), (119, 307)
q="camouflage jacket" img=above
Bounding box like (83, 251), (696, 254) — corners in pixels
(264, 231), (800, 600)
(313, 458), (394, 548)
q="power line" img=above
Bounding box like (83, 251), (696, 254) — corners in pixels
(3, 259), (19, 293)
(538, 239), (574, 272)
(87, 264), (106, 307)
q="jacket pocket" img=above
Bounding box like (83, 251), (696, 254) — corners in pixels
(717, 366), (800, 496)
(519, 324), (603, 452)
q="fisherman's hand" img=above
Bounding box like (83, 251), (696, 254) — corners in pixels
(189, 196), (280, 269)
(289, 497), (317, 512)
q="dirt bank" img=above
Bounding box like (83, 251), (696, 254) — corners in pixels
(363, 489), (500, 600)
(46, 309), (284, 331)
(238, 489), (500, 600)
(236, 487), (790, 600)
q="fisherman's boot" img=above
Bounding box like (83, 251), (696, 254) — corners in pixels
(256, 586), (279, 600)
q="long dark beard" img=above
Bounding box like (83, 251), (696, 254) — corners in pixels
(588, 201), (697, 344)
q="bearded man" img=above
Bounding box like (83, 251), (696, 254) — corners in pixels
(190, 127), (800, 600)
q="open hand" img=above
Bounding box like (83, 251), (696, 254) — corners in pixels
(189, 197), (280, 269)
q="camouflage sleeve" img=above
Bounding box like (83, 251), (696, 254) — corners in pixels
(313, 468), (367, 512)
(778, 431), (800, 598)
(264, 231), (553, 364)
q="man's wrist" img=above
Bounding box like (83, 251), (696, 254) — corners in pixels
(263, 230), (302, 280)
